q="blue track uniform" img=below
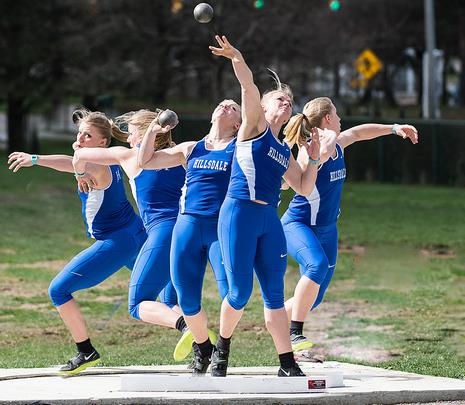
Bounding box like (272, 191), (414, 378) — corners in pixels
(218, 127), (290, 310)
(281, 143), (346, 309)
(49, 165), (146, 307)
(171, 138), (235, 316)
(127, 166), (185, 319)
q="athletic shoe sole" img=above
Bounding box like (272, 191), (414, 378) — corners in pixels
(58, 358), (101, 375)
(173, 329), (217, 361)
(292, 339), (314, 352)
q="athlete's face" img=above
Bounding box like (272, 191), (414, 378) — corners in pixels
(127, 124), (141, 148)
(263, 92), (293, 123)
(326, 103), (341, 134)
(211, 100), (241, 130)
(75, 122), (107, 149)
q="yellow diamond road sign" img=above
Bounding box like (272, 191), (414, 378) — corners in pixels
(355, 49), (383, 80)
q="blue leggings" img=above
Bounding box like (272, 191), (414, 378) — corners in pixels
(128, 220), (178, 320)
(170, 213), (228, 316)
(218, 197), (288, 311)
(49, 219), (147, 307)
(281, 213), (338, 310)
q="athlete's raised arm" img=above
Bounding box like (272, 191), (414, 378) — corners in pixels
(138, 117), (194, 170)
(209, 35), (266, 141)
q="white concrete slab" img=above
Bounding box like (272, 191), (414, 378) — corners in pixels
(121, 373), (343, 393)
(0, 362), (464, 404)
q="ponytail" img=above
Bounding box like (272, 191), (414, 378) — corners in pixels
(116, 109), (174, 150)
(285, 97), (334, 148)
(108, 118), (129, 143)
(284, 113), (311, 148)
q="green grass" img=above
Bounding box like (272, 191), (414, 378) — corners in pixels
(1, 147), (465, 378)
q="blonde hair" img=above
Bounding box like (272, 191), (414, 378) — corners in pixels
(115, 109), (174, 150)
(261, 68), (294, 105)
(72, 108), (127, 146)
(284, 97), (333, 148)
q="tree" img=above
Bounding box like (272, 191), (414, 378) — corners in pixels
(0, 0), (77, 152)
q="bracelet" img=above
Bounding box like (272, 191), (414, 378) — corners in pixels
(74, 171), (86, 178)
(391, 124), (400, 135)
(31, 155), (39, 165)
(308, 156), (320, 166)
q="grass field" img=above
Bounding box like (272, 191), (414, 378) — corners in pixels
(1, 143), (464, 379)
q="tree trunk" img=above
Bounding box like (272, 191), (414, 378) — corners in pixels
(382, 66), (397, 107)
(441, 53), (449, 106)
(152, 5), (171, 105)
(458, 5), (465, 106)
(7, 94), (29, 154)
(213, 62), (226, 103)
(153, 47), (170, 104)
(333, 62), (340, 100)
(415, 61), (423, 117)
(195, 66), (211, 101)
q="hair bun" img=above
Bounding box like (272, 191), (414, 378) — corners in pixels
(72, 109), (89, 124)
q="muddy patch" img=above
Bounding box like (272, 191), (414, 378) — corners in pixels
(420, 244), (456, 259)
(298, 345), (400, 363)
(0, 260), (66, 272)
(0, 248), (16, 255)
(302, 301), (400, 363)
(338, 244), (366, 255)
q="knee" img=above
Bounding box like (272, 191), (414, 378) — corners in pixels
(180, 301), (201, 317)
(263, 294), (284, 310)
(127, 286), (142, 320)
(304, 257), (330, 285)
(178, 293), (201, 316)
(48, 280), (71, 307)
(128, 300), (141, 320)
(226, 287), (252, 310)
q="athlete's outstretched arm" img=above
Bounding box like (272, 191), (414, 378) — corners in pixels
(283, 128), (323, 196)
(338, 123), (418, 149)
(8, 152), (74, 173)
(72, 146), (132, 174)
(209, 35), (266, 140)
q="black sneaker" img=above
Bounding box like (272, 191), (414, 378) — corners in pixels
(191, 353), (211, 375)
(191, 344), (211, 375)
(278, 363), (306, 377)
(290, 333), (313, 352)
(59, 350), (101, 375)
(210, 347), (229, 377)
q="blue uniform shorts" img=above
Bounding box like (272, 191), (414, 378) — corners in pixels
(218, 197), (288, 311)
(281, 212), (338, 309)
(128, 219), (178, 320)
(170, 213), (228, 316)
(49, 218), (146, 307)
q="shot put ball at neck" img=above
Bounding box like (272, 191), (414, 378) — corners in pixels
(158, 110), (179, 127)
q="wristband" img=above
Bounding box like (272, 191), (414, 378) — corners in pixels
(74, 171), (86, 178)
(31, 155), (38, 165)
(308, 156), (320, 166)
(391, 124), (400, 135)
